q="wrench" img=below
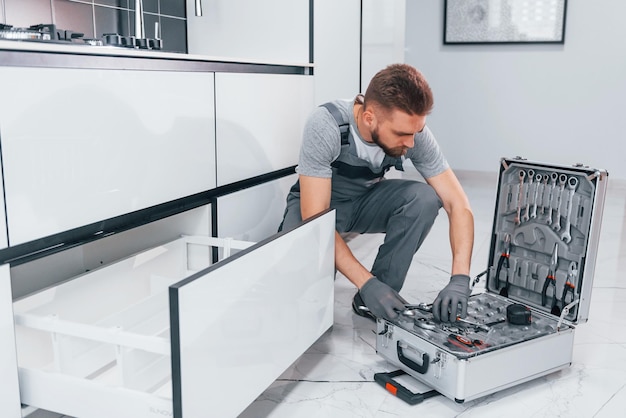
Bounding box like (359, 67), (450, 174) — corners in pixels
(540, 174), (549, 215)
(530, 173), (542, 219)
(546, 172), (558, 225)
(522, 169), (534, 223)
(560, 177), (579, 243)
(552, 174), (567, 231)
(515, 170), (526, 225)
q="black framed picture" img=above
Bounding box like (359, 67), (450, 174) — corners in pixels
(444, 0), (567, 44)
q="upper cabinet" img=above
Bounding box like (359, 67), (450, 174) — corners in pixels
(186, 0), (311, 64)
(215, 72), (314, 186)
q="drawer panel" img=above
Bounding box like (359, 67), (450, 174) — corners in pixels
(215, 73), (314, 186)
(170, 210), (335, 418)
(0, 67), (216, 246)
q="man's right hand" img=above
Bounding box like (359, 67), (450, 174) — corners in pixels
(359, 277), (407, 320)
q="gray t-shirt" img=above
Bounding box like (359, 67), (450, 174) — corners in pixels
(296, 99), (449, 181)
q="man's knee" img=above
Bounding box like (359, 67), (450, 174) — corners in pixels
(403, 182), (442, 221)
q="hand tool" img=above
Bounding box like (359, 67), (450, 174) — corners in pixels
(444, 334), (490, 353)
(515, 170), (526, 225)
(374, 370), (440, 405)
(540, 174), (549, 215)
(455, 316), (491, 332)
(561, 261), (577, 309)
(552, 174), (567, 231)
(495, 234), (511, 296)
(530, 172), (542, 219)
(546, 172), (558, 225)
(522, 169), (534, 222)
(541, 244), (559, 315)
(560, 177), (579, 243)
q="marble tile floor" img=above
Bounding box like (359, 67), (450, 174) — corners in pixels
(28, 170), (626, 418)
(240, 170), (626, 418)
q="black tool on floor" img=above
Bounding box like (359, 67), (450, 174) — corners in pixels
(374, 370), (440, 405)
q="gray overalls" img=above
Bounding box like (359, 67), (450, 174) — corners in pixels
(279, 102), (442, 292)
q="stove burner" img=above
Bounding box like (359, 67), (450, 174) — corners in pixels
(0, 23), (83, 43)
(0, 23), (162, 50)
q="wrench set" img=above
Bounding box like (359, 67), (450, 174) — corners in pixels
(375, 157), (608, 404)
(489, 158), (607, 321)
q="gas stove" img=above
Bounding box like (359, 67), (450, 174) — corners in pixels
(0, 23), (162, 50)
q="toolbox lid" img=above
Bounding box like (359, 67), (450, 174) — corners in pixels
(484, 157), (608, 324)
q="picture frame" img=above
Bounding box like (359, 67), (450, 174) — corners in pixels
(444, 0), (567, 44)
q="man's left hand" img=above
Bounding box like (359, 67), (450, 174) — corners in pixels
(432, 274), (471, 322)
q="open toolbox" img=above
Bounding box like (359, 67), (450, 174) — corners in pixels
(375, 157), (608, 404)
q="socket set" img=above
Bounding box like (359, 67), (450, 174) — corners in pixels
(386, 293), (567, 359)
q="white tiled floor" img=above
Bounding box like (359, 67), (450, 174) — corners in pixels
(240, 170), (626, 418)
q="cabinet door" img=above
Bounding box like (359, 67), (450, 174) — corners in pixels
(169, 210), (335, 418)
(0, 67), (216, 246)
(186, 0), (310, 64)
(216, 174), (296, 245)
(215, 73), (314, 186)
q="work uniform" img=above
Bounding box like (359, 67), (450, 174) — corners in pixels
(280, 97), (449, 292)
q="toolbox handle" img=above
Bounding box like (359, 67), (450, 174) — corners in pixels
(374, 370), (440, 405)
(397, 341), (429, 374)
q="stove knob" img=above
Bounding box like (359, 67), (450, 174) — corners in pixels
(135, 38), (149, 49)
(120, 35), (136, 48)
(103, 33), (122, 46)
(148, 38), (163, 50)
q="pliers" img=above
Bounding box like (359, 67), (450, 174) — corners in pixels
(495, 234), (511, 296)
(541, 243), (559, 314)
(561, 261), (578, 308)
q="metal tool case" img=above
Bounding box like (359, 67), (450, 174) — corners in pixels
(376, 157), (608, 404)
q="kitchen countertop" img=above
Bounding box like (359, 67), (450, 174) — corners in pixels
(0, 39), (314, 70)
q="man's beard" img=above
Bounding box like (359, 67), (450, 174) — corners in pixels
(371, 128), (407, 158)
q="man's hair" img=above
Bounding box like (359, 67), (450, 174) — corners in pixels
(364, 64), (434, 116)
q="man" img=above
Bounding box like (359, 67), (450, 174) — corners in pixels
(279, 64), (474, 323)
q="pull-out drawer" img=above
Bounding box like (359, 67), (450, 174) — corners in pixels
(13, 211), (335, 418)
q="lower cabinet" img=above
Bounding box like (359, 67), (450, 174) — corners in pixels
(216, 174), (297, 244)
(10, 211), (335, 418)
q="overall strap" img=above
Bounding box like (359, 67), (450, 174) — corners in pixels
(320, 102), (350, 145)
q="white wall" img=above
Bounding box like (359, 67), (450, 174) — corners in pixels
(404, 1), (626, 180)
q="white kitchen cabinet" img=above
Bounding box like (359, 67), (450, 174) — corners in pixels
(215, 73), (314, 186)
(11, 210), (335, 418)
(0, 178), (7, 250)
(0, 67), (216, 246)
(186, 0), (310, 64)
(0, 265), (20, 417)
(313, 0), (361, 104)
(216, 174), (296, 245)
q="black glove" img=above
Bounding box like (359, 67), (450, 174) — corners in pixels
(432, 274), (471, 322)
(359, 277), (407, 320)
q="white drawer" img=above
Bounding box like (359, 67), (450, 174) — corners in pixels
(12, 211), (335, 418)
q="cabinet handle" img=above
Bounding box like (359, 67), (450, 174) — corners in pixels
(195, 0), (203, 16)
